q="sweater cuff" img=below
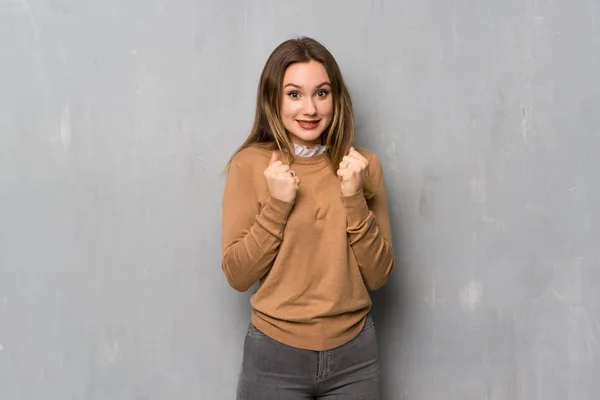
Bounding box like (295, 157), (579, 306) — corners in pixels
(341, 189), (371, 228)
(261, 195), (295, 226)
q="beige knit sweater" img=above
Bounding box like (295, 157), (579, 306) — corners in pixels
(221, 145), (394, 350)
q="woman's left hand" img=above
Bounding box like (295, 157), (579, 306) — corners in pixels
(337, 147), (369, 197)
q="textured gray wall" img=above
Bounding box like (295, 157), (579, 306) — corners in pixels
(1, 0), (599, 399)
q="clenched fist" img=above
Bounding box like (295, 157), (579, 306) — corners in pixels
(264, 152), (300, 203)
(337, 147), (369, 197)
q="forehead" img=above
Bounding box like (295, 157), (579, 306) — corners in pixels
(283, 60), (330, 85)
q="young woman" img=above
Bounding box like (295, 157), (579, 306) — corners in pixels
(221, 36), (395, 399)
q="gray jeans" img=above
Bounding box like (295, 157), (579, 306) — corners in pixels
(237, 314), (381, 399)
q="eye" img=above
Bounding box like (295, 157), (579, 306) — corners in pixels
(287, 91), (301, 99)
(316, 90), (329, 98)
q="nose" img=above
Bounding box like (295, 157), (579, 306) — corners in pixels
(303, 97), (317, 115)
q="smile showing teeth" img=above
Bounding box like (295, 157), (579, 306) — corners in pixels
(297, 120), (319, 129)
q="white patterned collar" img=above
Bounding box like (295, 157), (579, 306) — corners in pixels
(293, 143), (327, 157)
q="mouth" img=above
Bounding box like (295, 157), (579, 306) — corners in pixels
(296, 120), (320, 130)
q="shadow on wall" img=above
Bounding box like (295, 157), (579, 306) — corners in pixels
(370, 182), (411, 399)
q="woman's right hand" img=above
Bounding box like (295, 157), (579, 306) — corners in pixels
(263, 152), (300, 203)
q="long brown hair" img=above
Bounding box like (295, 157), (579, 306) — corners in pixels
(227, 36), (375, 196)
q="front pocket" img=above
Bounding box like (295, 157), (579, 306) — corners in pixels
(247, 323), (269, 340)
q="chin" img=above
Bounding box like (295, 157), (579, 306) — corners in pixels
(286, 120), (329, 145)
(289, 131), (325, 146)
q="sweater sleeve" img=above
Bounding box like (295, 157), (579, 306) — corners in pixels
(221, 159), (294, 292)
(341, 153), (395, 290)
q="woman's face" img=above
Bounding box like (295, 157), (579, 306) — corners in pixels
(280, 60), (333, 148)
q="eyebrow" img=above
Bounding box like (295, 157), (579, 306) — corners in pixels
(284, 81), (331, 89)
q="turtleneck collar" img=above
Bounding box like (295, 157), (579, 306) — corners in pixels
(293, 143), (327, 157)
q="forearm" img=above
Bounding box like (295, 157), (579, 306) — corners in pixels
(222, 196), (293, 291)
(342, 191), (395, 290)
